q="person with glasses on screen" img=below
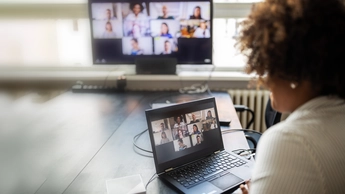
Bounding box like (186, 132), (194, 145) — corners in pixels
(237, 0), (345, 193)
(193, 21), (210, 38)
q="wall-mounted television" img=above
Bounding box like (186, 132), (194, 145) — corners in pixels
(88, 0), (213, 65)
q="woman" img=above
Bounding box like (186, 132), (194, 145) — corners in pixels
(125, 3), (147, 20)
(160, 23), (173, 38)
(160, 131), (170, 144)
(237, 0), (345, 193)
(189, 6), (203, 19)
(129, 38), (143, 55)
(102, 21), (116, 38)
(192, 124), (201, 134)
(175, 129), (184, 140)
(193, 21), (210, 38)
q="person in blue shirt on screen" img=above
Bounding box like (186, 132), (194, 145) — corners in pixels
(160, 23), (173, 38)
(130, 38), (143, 55)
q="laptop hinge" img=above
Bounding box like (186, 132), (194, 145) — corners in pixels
(214, 150), (221, 154)
(165, 168), (174, 172)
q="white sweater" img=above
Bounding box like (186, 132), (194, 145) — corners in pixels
(250, 96), (345, 194)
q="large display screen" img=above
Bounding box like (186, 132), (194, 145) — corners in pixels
(88, 0), (213, 64)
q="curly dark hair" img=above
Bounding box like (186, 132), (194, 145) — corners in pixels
(237, 0), (345, 99)
(130, 2), (144, 12)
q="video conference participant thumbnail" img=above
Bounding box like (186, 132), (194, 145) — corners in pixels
(151, 120), (173, 146)
(150, 20), (179, 38)
(91, 3), (121, 21)
(122, 37), (153, 55)
(173, 137), (191, 152)
(179, 2), (210, 20)
(153, 38), (178, 55)
(191, 134), (203, 146)
(149, 2), (180, 20)
(122, 2), (150, 37)
(179, 20), (210, 38)
(91, 3), (123, 39)
(93, 20), (123, 39)
(193, 21), (210, 38)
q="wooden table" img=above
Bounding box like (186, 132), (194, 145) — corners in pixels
(0, 91), (245, 194)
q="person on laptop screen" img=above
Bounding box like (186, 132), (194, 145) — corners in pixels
(173, 116), (187, 136)
(178, 139), (187, 151)
(175, 129), (184, 140)
(192, 124), (201, 135)
(194, 135), (202, 146)
(236, 0), (345, 193)
(190, 113), (200, 124)
(160, 131), (170, 144)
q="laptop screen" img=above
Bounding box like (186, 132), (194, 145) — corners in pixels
(145, 97), (224, 173)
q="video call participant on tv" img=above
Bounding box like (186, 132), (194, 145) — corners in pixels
(193, 21), (210, 38)
(189, 6), (203, 19)
(190, 113), (200, 124)
(126, 3), (147, 20)
(160, 23), (173, 38)
(160, 40), (173, 55)
(192, 124), (201, 134)
(157, 5), (174, 19)
(195, 135), (202, 146)
(160, 131), (170, 144)
(102, 21), (117, 38)
(130, 38), (143, 55)
(105, 9), (116, 21)
(178, 139), (187, 151)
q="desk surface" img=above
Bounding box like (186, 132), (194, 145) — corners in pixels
(0, 91), (245, 194)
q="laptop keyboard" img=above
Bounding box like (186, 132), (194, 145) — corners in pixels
(167, 151), (247, 188)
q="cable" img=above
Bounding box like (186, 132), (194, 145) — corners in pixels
(178, 65), (216, 95)
(133, 129), (152, 154)
(148, 91), (180, 108)
(232, 148), (256, 160)
(145, 173), (158, 190)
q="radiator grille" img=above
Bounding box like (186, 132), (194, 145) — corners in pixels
(228, 89), (270, 133)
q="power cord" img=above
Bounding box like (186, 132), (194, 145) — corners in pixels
(133, 129), (152, 154)
(178, 65), (216, 95)
(232, 148), (256, 160)
(145, 173), (158, 190)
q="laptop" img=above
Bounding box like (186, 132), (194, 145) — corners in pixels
(145, 97), (254, 194)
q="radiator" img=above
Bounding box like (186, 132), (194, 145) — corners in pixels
(228, 89), (270, 133)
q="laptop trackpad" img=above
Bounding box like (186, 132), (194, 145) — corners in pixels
(210, 173), (244, 191)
